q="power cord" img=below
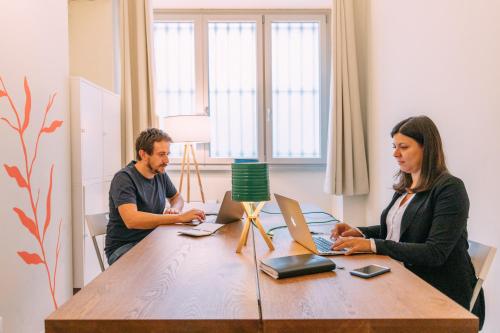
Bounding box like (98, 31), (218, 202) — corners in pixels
(266, 219), (340, 239)
(261, 209), (336, 218)
(262, 209), (341, 239)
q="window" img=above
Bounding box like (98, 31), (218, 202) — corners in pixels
(208, 20), (259, 159)
(153, 12), (329, 164)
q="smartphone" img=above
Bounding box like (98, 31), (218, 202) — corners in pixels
(349, 264), (390, 278)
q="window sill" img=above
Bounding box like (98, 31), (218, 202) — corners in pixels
(166, 163), (326, 172)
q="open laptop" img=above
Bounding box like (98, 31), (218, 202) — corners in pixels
(274, 194), (346, 256)
(203, 191), (244, 224)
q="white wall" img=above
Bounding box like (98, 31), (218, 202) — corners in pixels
(69, 0), (116, 92)
(0, 1), (73, 332)
(356, 0), (500, 331)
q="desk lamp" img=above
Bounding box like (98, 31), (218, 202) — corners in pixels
(232, 162), (275, 253)
(163, 115), (210, 203)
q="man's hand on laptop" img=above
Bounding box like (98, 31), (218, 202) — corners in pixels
(331, 223), (363, 239)
(164, 207), (180, 214)
(178, 209), (206, 223)
(332, 237), (371, 255)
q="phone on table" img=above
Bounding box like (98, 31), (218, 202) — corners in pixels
(349, 264), (390, 278)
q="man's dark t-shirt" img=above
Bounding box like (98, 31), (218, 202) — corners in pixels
(105, 161), (177, 259)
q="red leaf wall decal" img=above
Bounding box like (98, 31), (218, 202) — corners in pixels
(13, 207), (38, 239)
(42, 165), (54, 240)
(17, 251), (44, 265)
(4, 164), (28, 188)
(1, 76), (62, 309)
(22, 77), (31, 132)
(41, 120), (63, 133)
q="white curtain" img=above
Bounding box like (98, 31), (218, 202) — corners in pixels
(120, 0), (157, 162)
(324, 0), (369, 196)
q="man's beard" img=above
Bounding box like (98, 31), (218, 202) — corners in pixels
(147, 161), (166, 175)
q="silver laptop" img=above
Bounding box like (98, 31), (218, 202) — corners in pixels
(274, 194), (346, 256)
(204, 191), (244, 224)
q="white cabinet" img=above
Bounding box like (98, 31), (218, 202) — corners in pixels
(102, 94), (121, 177)
(71, 77), (121, 288)
(80, 82), (103, 181)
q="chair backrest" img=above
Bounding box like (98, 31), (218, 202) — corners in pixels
(85, 213), (109, 272)
(468, 240), (496, 311)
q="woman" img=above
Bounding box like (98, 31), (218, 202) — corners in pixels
(331, 116), (485, 328)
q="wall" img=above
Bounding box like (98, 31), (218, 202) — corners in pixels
(68, 0), (116, 92)
(355, 0), (500, 331)
(0, 1), (73, 333)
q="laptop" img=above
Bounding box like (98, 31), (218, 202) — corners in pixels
(274, 194), (346, 256)
(203, 191), (244, 224)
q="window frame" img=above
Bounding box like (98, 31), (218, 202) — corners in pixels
(201, 14), (265, 165)
(264, 14), (329, 165)
(153, 10), (331, 166)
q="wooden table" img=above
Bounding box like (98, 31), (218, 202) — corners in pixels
(46, 204), (478, 332)
(46, 221), (260, 333)
(254, 208), (478, 333)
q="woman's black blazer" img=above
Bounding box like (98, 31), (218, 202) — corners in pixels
(358, 173), (485, 326)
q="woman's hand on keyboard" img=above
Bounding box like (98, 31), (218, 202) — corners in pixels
(331, 223), (362, 239)
(332, 237), (371, 255)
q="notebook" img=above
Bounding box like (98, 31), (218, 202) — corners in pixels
(178, 223), (225, 237)
(274, 194), (346, 256)
(259, 254), (336, 279)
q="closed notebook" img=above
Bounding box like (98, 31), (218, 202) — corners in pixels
(259, 254), (336, 279)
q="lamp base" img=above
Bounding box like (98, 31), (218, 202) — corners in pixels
(236, 202), (274, 253)
(179, 143), (205, 203)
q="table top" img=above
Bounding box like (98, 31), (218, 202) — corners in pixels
(254, 209), (477, 332)
(46, 203), (478, 333)
(46, 220), (260, 333)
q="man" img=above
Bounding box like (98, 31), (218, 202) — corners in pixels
(105, 128), (205, 265)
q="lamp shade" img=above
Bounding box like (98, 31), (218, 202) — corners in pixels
(162, 115), (210, 143)
(231, 163), (270, 202)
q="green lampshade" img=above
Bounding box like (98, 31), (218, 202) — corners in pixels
(231, 163), (270, 202)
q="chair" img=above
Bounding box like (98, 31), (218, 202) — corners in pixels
(468, 240), (496, 311)
(85, 213), (109, 272)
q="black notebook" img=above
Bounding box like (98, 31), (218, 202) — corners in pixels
(259, 254), (336, 279)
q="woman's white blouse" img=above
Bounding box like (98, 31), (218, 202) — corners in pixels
(365, 192), (415, 253)
(385, 193), (415, 242)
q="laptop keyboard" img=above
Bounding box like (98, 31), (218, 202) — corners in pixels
(204, 215), (217, 223)
(313, 236), (334, 252)
(191, 215), (217, 225)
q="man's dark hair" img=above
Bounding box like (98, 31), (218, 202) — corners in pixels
(135, 128), (172, 160)
(391, 116), (448, 193)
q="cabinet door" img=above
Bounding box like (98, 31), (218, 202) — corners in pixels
(102, 92), (121, 178)
(80, 81), (103, 182)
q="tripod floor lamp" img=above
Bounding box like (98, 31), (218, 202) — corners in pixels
(163, 115), (210, 203)
(232, 162), (275, 253)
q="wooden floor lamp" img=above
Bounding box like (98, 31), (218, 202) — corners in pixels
(231, 162), (274, 253)
(163, 115), (210, 203)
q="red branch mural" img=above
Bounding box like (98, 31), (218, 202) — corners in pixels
(0, 76), (63, 309)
